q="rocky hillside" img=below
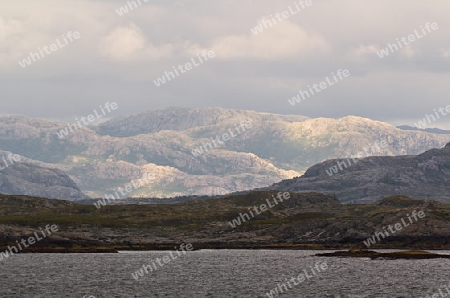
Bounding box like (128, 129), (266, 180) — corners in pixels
(0, 193), (449, 250)
(0, 162), (88, 201)
(269, 143), (450, 204)
(0, 108), (449, 199)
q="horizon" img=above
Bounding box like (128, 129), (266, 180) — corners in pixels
(2, 106), (450, 130)
(2, 0), (450, 130)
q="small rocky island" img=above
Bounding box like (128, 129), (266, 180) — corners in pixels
(316, 250), (450, 259)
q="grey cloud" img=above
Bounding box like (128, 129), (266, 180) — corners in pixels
(1, 0), (450, 128)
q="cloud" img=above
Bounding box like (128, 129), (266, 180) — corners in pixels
(349, 44), (381, 58)
(98, 20), (329, 63)
(1, 0), (450, 127)
(348, 43), (420, 60)
(99, 24), (147, 61)
(205, 20), (329, 60)
(441, 48), (450, 58)
(0, 17), (23, 64)
(401, 46), (419, 58)
(99, 24), (205, 62)
(0, 17), (22, 42)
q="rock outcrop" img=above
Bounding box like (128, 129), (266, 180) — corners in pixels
(270, 143), (450, 203)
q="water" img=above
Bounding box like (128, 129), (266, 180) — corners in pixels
(0, 250), (449, 297)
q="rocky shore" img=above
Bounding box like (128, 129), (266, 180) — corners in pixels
(1, 192), (450, 253)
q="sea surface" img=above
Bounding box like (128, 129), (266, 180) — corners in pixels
(0, 250), (449, 297)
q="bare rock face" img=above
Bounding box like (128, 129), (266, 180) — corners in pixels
(0, 163), (89, 201)
(270, 143), (450, 203)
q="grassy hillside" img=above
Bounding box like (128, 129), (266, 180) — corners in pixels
(1, 192), (450, 251)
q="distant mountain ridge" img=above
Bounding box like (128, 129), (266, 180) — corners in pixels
(269, 142), (450, 204)
(397, 125), (450, 135)
(0, 107), (449, 199)
(94, 107), (309, 137)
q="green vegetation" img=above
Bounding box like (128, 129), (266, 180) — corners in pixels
(0, 192), (449, 252)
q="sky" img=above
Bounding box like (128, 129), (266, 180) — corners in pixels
(2, 0), (450, 128)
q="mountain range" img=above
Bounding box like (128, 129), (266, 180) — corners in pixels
(397, 125), (450, 135)
(0, 107), (449, 200)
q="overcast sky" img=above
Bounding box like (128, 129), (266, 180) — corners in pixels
(2, 0), (450, 128)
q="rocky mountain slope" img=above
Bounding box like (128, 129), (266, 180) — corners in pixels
(0, 192), (449, 250)
(269, 143), (450, 204)
(0, 108), (449, 199)
(94, 106), (309, 137)
(0, 161), (88, 200)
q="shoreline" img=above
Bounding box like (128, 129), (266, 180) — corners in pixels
(2, 242), (450, 254)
